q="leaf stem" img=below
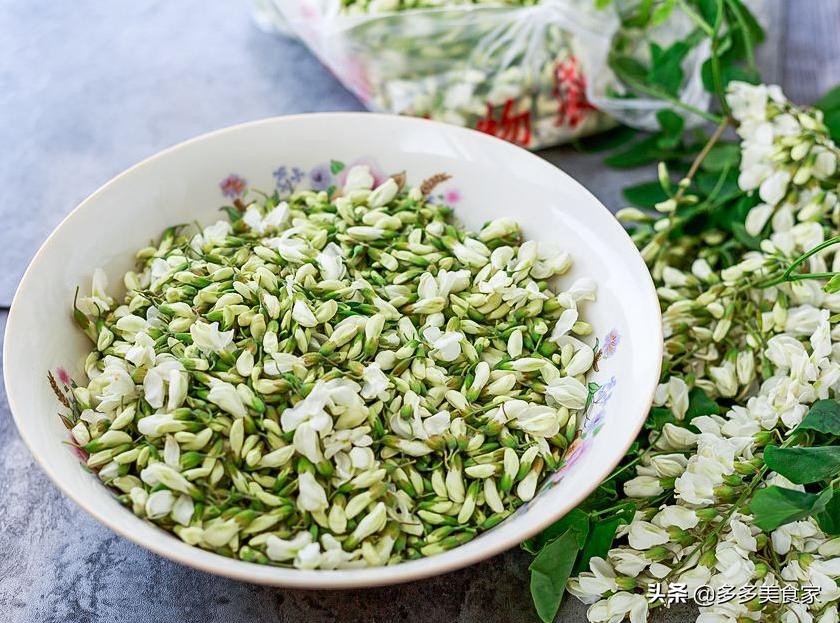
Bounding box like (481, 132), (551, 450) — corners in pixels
(674, 117), (731, 202)
(616, 70), (724, 124)
(759, 235), (840, 288)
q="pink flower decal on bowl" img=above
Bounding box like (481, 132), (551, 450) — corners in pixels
(56, 366), (72, 387)
(220, 174), (247, 198)
(336, 157), (386, 187)
(443, 189), (461, 204)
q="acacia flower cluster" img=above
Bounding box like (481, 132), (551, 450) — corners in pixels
(568, 83), (840, 623)
(60, 164), (599, 568)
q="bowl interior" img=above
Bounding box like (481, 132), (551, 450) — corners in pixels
(3, 113), (661, 588)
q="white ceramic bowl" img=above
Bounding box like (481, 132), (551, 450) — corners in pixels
(4, 113), (661, 588)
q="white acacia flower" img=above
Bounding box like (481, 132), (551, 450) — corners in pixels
(145, 490), (175, 519)
(570, 557), (618, 601)
(623, 476), (663, 498)
(292, 300), (318, 327)
(172, 495), (194, 526)
(143, 357), (187, 410)
(343, 165), (374, 192)
(297, 471), (328, 513)
(759, 170), (791, 205)
(712, 541), (755, 587)
(115, 314), (149, 338)
(266, 531), (313, 562)
(201, 220), (231, 246)
(587, 592), (648, 623)
(648, 453), (688, 478)
(548, 308), (578, 343)
(652, 376), (689, 419)
(727, 518), (758, 553)
(772, 520), (820, 555)
(626, 521), (669, 550)
(207, 380), (247, 419)
(786, 306), (829, 336)
(509, 404), (561, 438)
(745, 203), (774, 236)
(565, 347), (595, 377)
(319, 534), (365, 570)
(422, 326), (463, 362)
(709, 361), (738, 397)
(451, 239), (490, 267)
(137, 412), (182, 437)
(189, 320), (233, 353)
(544, 377), (587, 409)
(125, 332), (156, 368)
(293, 542), (323, 570)
(678, 564), (712, 593)
(316, 242), (346, 282)
(360, 363), (390, 400)
(478, 217), (518, 241)
(532, 246), (572, 280)
(89, 361), (138, 413)
(656, 423), (698, 449)
(368, 178), (398, 208)
(243, 202), (289, 234)
(608, 549), (649, 577)
(293, 421), (326, 464)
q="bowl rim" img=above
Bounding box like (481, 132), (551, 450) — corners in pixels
(3, 111), (663, 588)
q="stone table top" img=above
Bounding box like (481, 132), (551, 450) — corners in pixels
(1, 0), (838, 621)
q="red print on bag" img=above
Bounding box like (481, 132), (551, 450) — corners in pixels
(553, 56), (594, 128)
(475, 99), (532, 146)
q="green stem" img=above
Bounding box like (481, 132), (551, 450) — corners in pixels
(725, 0), (757, 76)
(783, 235), (840, 279)
(759, 235), (840, 288)
(710, 0), (731, 116)
(617, 71), (724, 124)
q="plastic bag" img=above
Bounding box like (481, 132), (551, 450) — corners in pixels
(254, 0), (712, 148)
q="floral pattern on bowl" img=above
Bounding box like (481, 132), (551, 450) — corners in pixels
(220, 158), (461, 206)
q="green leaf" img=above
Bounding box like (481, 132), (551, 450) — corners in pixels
(219, 206), (243, 222)
(750, 486), (833, 531)
(575, 504), (635, 574)
(646, 406), (676, 430)
(604, 135), (679, 169)
(656, 109), (685, 149)
(530, 529), (581, 623)
(622, 0), (654, 28)
(697, 0), (720, 26)
(816, 489), (840, 535)
(650, 0), (676, 25)
(573, 125), (637, 153)
(798, 400), (840, 435)
(825, 274), (840, 294)
(329, 159), (345, 175)
(610, 55), (650, 89)
(764, 445), (840, 484)
(823, 109), (840, 144)
(815, 85), (840, 113)
(701, 52), (758, 93)
(732, 222), (762, 250)
(647, 41), (690, 96)
(685, 387), (719, 422)
(701, 143), (740, 172)
(622, 181), (668, 209)
(522, 508), (589, 554)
